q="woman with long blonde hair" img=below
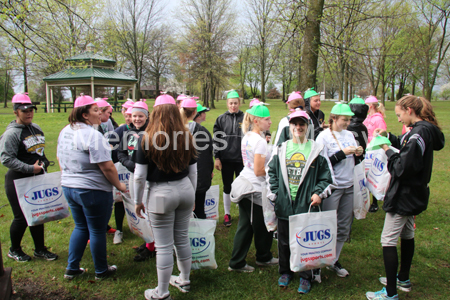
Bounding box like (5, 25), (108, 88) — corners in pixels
(133, 94), (197, 300)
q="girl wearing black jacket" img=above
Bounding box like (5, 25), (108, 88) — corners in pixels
(213, 90), (244, 226)
(0, 93), (58, 262)
(180, 98), (214, 219)
(366, 95), (445, 300)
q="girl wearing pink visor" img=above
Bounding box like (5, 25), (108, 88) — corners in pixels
(133, 94), (197, 299)
(0, 93), (58, 263)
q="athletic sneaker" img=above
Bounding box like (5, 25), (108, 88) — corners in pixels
(327, 261), (349, 277)
(64, 268), (85, 280)
(135, 243), (147, 253)
(256, 257), (279, 266)
(107, 228), (117, 234)
(8, 248), (31, 262)
(113, 230), (123, 244)
(312, 268), (322, 283)
(95, 265), (117, 280)
(278, 274), (292, 288)
(134, 248), (156, 262)
(366, 287), (399, 299)
(298, 278), (311, 294)
(169, 275), (190, 293)
(228, 264), (255, 273)
(34, 247), (58, 261)
(144, 288), (172, 300)
(369, 203), (379, 213)
(224, 214), (232, 227)
(379, 276), (412, 292)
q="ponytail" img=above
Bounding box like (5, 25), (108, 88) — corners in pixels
(180, 107), (196, 125)
(242, 112), (256, 134)
(370, 103), (386, 118)
(396, 95), (440, 130)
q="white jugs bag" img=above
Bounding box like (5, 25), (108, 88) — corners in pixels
(289, 205), (337, 272)
(189, 217), (218, 269)
(204, 185), (219, 221)
(353, 160), (370, 219)
(366, 147), (399, 200)
(14, 171), (70, 226)
(261, 180), (277, 232)
(122, 174), (154, 243)
(112, 162), (131, 202)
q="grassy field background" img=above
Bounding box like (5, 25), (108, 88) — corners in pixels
(0, 99), (449, 299)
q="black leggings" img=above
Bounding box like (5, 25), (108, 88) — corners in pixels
(193, 190), (207, 219)
(221, 161), (243, 194)
(5, 170), (45, 252)
(114, 201), (125, 232)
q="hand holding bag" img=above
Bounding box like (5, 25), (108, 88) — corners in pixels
(14, 171), (70, 226)
(112, 162), (131, 202)
(289, 204), (337, 272)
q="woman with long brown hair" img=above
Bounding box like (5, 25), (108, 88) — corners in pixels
(133, 94), (197, 300)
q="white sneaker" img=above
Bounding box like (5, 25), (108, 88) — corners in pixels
(144, 288), (172, 300)
(256, 257), (279, 266)
(312, 268), (322, 283)
(228, 264), (255, 273)
(113, 231), (123, 244)
(326, 261), (349, 277)
(169, 275), (190, 293)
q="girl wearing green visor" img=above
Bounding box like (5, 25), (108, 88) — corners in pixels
(316, 103), (363, 278)
(228, 104), (278, 272)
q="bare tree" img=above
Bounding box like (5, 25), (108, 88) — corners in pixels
(109, 0), (162, 99)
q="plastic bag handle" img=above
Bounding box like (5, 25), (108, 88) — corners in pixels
(307, 203), (321, 214)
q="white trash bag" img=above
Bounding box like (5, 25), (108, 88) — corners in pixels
(366, 147), (399, 200)
(189, 218), (218, 270)
(204, 185), (219, 221)
(112, 162), (131, 202)
(14, 171), (70, 226)
(289, 205), (337, 272)
(353, 161), (370, 219)
(261, 180), (277, 232)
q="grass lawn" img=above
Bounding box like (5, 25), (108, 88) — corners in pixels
(0, 99), (449, 299)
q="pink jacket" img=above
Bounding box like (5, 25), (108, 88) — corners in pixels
(363, 112), (386, 143)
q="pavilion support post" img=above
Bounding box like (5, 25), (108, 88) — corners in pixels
(132, 85), (136, 101)
(50, 87), (54, 113)
(91, 77), (95, 98)
(45, 83), (50, 113)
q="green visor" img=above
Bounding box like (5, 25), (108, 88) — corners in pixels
(304, 87), (319, 99)
(227, 90), (240, 99)
(330, 103), (355, 116)
(366, 136), (392, 151)
(246, 104), (270, 117)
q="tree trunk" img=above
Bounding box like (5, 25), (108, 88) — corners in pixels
(260, 47), (266, 102)
(300, 0), (325, 91)
(412, 78), (416, 95)
(344, 63), (349, 102)
(391, 81), (395, 102)
(155, 74), (160, 97)
(3, 70), (9, 108)
(349, 70), (353, 100)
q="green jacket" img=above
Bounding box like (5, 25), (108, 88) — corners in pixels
(266, 139), (334, 221)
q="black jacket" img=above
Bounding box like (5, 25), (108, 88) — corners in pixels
(304, 97), (325, 140)
(384, 121), (445, 216)
(348, 103), (368, 164)
(189, 122), (214, 192)
(110, 124), (129, 163)
(117, 120), (149, 173)
(213, 110), (244, 162)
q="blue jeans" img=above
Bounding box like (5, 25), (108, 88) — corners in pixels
(63, 187), (113, 274)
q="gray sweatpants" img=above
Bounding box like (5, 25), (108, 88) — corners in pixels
(147, 176), (195, 296)
(322, 187), (353, 243)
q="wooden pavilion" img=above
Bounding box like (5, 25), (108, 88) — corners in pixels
(43, 44), (137, 112)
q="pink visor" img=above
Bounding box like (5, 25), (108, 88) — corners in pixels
(75, 95), (96, 108)
(133, 101), (148, 111)
(125, 107), (133, 115)
(289, 110), (310, 122)
(122, 100), (135, 108)
(154, 94), (176, 107)
(12, 93), (32, 104)
(287, 92), (303, 103)
(181, 97), (198, 108)
(176, 94), (187, 101)
(365, 95), (378, 104)
(249, 98), (260, 108)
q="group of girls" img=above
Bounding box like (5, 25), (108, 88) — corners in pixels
(0, 91), (444, 300)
